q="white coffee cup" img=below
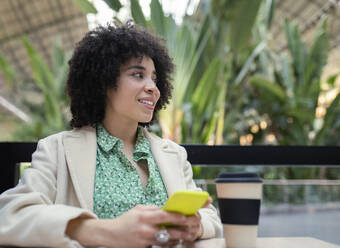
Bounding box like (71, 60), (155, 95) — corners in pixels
(215, 172), (263, 248)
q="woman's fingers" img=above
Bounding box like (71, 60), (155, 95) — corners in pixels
(167, 227), (191, 240)
(138, 208), (187, 226)
(130, 204), (206, 244)
(98, 205), (202, 248)
(184, 214), (201, 227)
(179, 214), (202, 240)
(202, 196), (213, 208)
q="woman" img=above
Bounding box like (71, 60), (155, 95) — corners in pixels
(0, 22), (222, 248)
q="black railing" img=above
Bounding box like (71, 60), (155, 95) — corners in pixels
(182, 145), (340, 166)
(0, 142), (37, 194)
(1, 142), (340, 193)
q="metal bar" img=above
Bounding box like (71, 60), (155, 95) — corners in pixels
(183, 145), (340, 166)
(263, 179), (340, 185)
(1, 143), (340, 193)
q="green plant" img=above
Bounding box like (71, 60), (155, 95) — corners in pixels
(126, 0), (268, 145)
(0, 38), (71, 141)
(250, 17), (339, 146)
(249, 16), (340, 185)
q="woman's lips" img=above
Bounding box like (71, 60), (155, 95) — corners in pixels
(138, 99), (155, 110)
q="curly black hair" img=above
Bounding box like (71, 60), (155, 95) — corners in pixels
(66, 22), (174, 128)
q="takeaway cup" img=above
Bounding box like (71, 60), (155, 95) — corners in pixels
(215, 172), (263, 248)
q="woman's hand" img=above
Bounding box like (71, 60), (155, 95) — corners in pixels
(67, 205), (189, 248)
(168, 196), (213, 242)
(66, 197), (212, 247)
(103, 205), (191, 247)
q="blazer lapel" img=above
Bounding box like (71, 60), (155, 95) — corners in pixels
(63, 126), (97, 211)
(143, 129), (186, 197)
(63, 127), (185, 211)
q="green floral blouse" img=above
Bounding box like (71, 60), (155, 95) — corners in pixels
(93, 124), (168, 219)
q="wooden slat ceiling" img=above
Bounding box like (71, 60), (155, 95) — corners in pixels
(0, 0), (338, 95)
(0, 0), (88, 91)
(270, 0), (339, 67)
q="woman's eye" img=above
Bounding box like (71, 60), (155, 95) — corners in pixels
(133, 72), (143, 78)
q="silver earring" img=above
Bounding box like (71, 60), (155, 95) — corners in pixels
(126, 19), (134, 28)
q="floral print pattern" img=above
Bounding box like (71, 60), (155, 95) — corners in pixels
(93, 124), (168, 218)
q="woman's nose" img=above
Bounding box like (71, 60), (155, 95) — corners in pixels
(144, 79), (160, 99)
(145, 78), (157, 92)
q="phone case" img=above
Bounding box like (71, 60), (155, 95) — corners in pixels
(161, 191), (209, 215)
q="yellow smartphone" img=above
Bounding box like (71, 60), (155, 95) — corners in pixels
(161, 191), (209, 216)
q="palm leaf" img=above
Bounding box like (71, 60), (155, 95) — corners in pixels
(164, 15), (178, 52)
(234, 40), (266, 85)
(213, 73), (228, 144)
(150, 0), (166, 36)
(280, 54), (294, 95)
(201, 112), (219, 144)
(192, 59), (222, 115)
(173, 24), (212, 106)
(229, 0), (262, 52)
(23, 37), (56, 93)
(72, 0), (97, 14)
(44, 92), (63, 129)
(0, 53), (17, 88)
(192, 59), (224, 142)
(286, 108), (313, 124)
(314, 92), (340, 145)
(303, 17), (328, 93)
(131, 0), (147, 27)
(52, 38), (64, 77)
(52, 39), (71, 102)
(265, 0), (276, 29)
(250, 75), (286, 102)
(103, 0), (122, 12)
(284, 19), (306, 88)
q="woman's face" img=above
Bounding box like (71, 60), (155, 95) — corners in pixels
(105, 56), (160, 125)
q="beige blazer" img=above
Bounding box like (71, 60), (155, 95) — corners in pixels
(0, 127), (222, 248)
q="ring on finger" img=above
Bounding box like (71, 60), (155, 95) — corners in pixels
(155, 229), (170, 243)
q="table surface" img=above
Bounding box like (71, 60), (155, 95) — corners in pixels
(192, 237), (340, 248)
(0, 237), (339, 248)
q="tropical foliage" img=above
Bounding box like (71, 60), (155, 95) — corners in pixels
(250, 16), (340, 146)
(117, 0), (271, 146)
(248, 16), (340, 186)
(0, 38), (71, 140)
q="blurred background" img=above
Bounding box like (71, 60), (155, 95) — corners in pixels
(0, 0), (339, 245)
